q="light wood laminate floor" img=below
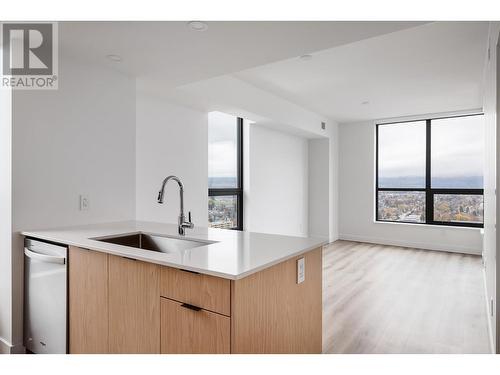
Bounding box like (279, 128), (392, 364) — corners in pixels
(323, 241), (491, 354)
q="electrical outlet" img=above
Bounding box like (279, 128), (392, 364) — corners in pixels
(297, 257), (305, 284)
(79, 195), (89, 211)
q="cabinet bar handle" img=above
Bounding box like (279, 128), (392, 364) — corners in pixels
(180, 269), (200, 275)
(181, 303), (201, 311)
(121, 256), (137, 261)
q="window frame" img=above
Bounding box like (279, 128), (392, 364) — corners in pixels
(208, 116), (244, 231)
(375, 114), (484, 228)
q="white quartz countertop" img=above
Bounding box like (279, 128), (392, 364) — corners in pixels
(21, 221), (327, 280)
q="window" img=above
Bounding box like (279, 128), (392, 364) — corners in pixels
(208, 112), (243, 230)
(376, 114), (484, 228)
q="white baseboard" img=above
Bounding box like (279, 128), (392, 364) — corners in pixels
(0, 336), (12, 354)
(329, 233), (340, 243)
(338, 233), (482, 255)
(0, 336), (25, 354)
(483, 268), (495, 354)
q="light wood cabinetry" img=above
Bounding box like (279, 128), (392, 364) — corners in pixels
(231, 248), (323, 353)
(69, 245), (322, 354)
(69, 246), (109, 354)
(160, 267), (231, 316)
(160, 298), (230, 354)
(108, 255), (161, 353)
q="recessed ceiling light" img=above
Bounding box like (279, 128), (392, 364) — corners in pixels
(106, 54), (122, 62)
(187, 21), (208, 32)
(299, 54), (313, 61)
(361, 100), (370, 105)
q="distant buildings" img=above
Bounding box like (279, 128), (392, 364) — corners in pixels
(378, 191), (483, 224)
(208, 195), (237, 229)
(209, 220), (235, 229)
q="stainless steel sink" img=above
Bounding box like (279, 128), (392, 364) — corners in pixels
(93, 233), (215, 254)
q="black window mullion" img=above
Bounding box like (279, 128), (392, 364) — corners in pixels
(425, 119), (433, 224)
(208, 188), (241, 196)
(431, 188), (484, 195)
(377, 188), (426, 191)
(237, 191), (243, 231)
(237, 117), (243, 190)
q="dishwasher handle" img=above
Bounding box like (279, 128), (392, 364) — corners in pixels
(24, 248), (66, 265)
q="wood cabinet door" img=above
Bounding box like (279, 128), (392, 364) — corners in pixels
(69, 247), (109, 354)
(160, 298), (230, 354)
(108, 255), (160, 353)
(231, 247), (323, 353)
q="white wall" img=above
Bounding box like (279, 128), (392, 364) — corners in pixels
(245, 124), (309, 237)
(338, 120), (483, 254)
(8, 54), (136, 350)
(151, 75), (332, 138)
(13, 56), (136, 230)
(308, 138), (330, 239)
(135, 92), (208, 226)
(329, 122), (340, 241)
(0, 47), (13, 353)
(483, 21), (500, 353)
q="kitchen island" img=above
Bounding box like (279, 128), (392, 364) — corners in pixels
(22, 221), (326, 354)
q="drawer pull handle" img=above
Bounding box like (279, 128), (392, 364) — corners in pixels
(180, 269), (200, 275)
(181, 303), (201, 311)
(121, 256), (137, 261)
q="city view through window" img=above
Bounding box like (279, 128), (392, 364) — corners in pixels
(208, 112), (242, 230)
(377, 115), (484, 226)
(208, 195), (238, 229)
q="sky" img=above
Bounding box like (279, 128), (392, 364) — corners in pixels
(378, 115), (484, 180)
(209, 112), (484, 182)
(208, 111), (237, 178)
(431, 116), (484, 178)
(378, 120), (426, 180)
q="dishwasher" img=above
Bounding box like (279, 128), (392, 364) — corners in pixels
(24, 238), (68, 354)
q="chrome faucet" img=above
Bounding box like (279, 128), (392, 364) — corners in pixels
(157, 175), (194, 235)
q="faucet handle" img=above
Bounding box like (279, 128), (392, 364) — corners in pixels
(185, 211), (194, 229)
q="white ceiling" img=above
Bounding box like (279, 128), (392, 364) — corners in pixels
(234, 22), (489, 123)
(60, 22), (489, 124)
(59, 21), (426, 88)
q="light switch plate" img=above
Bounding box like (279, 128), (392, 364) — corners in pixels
(297, 257), (305, 284)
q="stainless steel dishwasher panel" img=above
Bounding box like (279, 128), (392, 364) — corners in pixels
(24, 238), (67, 354)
